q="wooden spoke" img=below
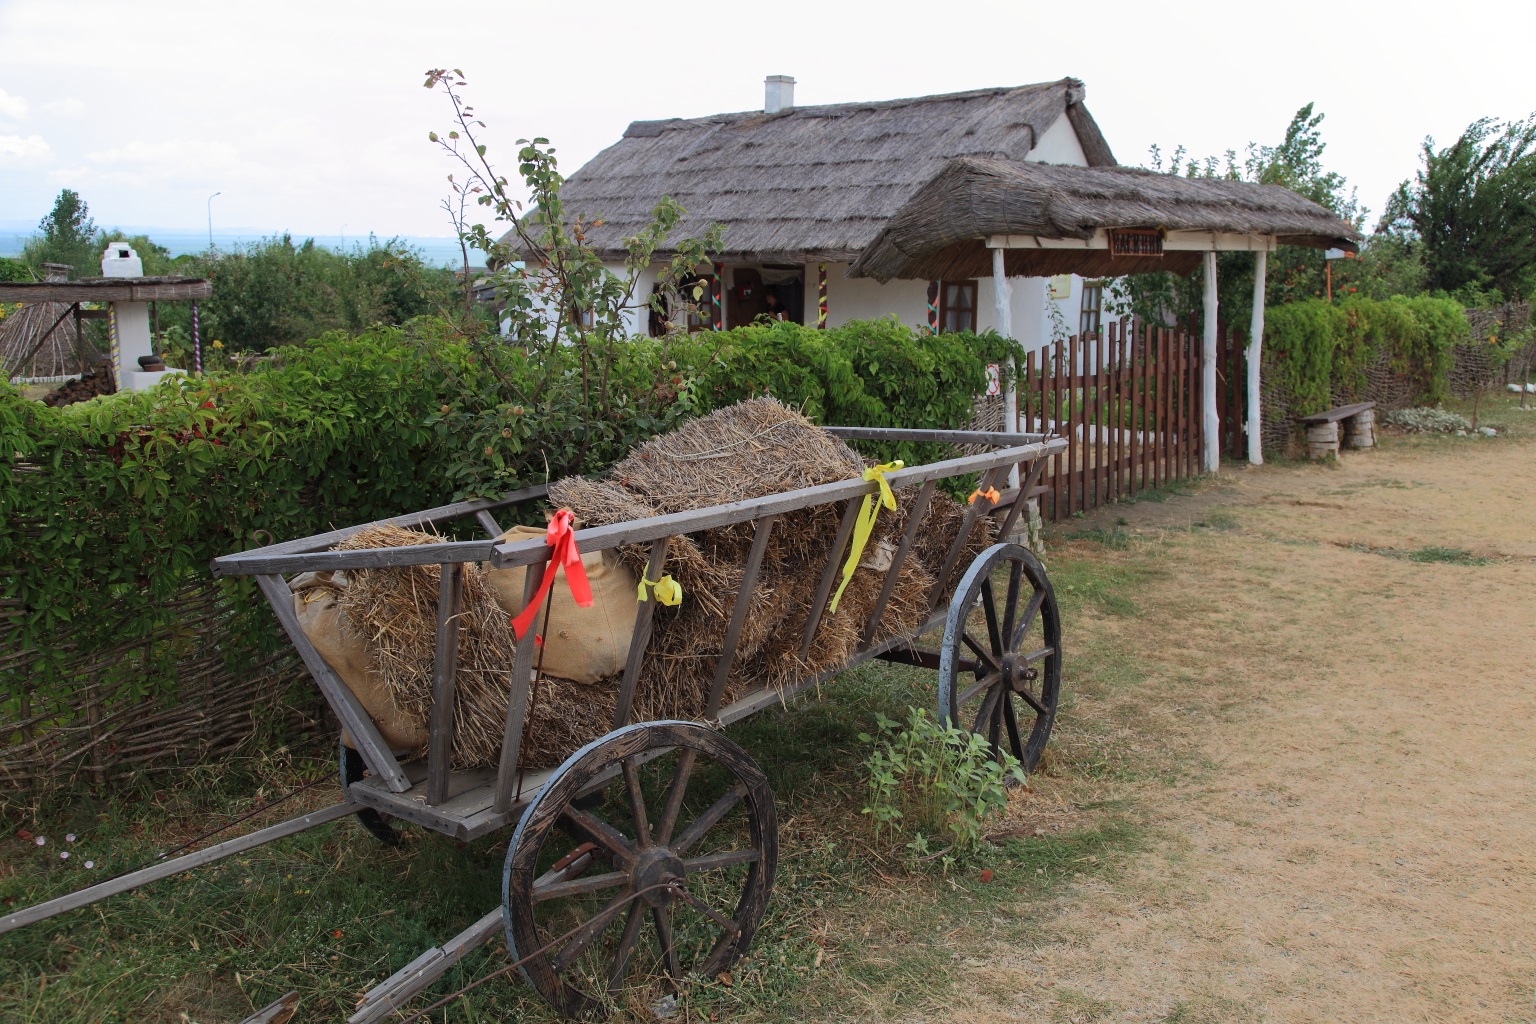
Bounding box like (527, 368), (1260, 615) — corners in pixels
(531, 869), (628, 904)
(1013, 684), (1051, 718)
(550, 889), (633, 974)
(652, 906), (682, 986)
(986, 688), (1004, 752)
(561, 806), (636, 864)
(980, 580), (1004, 656)
(606, 904), (647, 996)
(961, 632), (1002, 675)
(957, 672), (1002, 708)
(1022, 645), (1057, 665)
(971, 684), (1002, 736)
(682, 848), (761, 872)
(1010, 590), (1047, 649)
(671, 782), (746, 855)
(1001, 560), (1023, 642)
(622, 758), (651, 848)
(1002, 696), (1026, 763)
(655, 748), (698, 846)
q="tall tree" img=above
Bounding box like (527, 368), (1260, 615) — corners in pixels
(1381, 116), (1536, 300)
(23, 189), (103, 277)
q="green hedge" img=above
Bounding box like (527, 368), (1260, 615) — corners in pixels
(1263, 296), (1467, 415)
(1, 317), (1018, 716)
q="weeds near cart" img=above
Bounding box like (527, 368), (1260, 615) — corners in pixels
(859, 707), (1024, 868)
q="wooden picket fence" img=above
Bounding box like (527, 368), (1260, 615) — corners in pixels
(1019, 319), (1216, 522)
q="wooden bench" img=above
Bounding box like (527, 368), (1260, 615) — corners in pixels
(1299, 401), (1376, 458)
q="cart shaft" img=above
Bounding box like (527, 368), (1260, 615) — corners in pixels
(0, 801), (360, 935)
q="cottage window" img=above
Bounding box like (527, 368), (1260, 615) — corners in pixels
(939, 280), (978, 333)
(1080, 280), (1104, 338)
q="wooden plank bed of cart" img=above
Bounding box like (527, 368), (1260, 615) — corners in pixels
(1, 426), (1069, 1021)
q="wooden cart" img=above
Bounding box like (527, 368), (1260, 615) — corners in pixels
(2, 426), (1068, 1021)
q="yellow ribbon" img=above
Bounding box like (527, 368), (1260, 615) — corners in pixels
(637, 573), (683, 607)
(827, 461), (903, 615)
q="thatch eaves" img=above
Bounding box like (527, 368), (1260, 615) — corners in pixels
(849, 158), (1363, 281)
(503, 79), (1114, 264)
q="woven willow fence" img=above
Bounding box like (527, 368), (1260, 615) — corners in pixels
(1, 584), (318, 805)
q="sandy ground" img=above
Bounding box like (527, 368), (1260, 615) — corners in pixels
(953, 430), (1536, 1024)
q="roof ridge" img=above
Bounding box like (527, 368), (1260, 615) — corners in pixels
(622, 78), (1081, 139)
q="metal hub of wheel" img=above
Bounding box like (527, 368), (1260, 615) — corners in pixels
(937, 543), (1063, 773)
(503, 721), (778, 1018)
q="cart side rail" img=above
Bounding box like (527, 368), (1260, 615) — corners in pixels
(210, 437), (1065, 578)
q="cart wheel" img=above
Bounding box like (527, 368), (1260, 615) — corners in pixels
(503, 721), (777, 1018)
(938, 542), (1062, 774)
(339, 740), (402, 847)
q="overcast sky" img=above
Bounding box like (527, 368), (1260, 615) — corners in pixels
(2, 0), (1532, 244)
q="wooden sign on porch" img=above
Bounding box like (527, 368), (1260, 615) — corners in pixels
(1108, 228), (1164, 258)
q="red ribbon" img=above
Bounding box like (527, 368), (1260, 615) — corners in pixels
(509, 510), (593, 641)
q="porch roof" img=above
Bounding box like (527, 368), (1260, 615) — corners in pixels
(848, 158), (1361, 281)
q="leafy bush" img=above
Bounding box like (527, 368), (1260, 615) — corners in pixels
(1264, 295), (1468, 415)
(860, 707), (1024, 869)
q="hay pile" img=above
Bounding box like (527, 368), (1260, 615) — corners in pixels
(317, 398), (996, 772)
(333, 525), (613, 769)
(552, 397), (987, 707)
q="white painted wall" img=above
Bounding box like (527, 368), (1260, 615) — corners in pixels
(1025, 112), (1090, 166)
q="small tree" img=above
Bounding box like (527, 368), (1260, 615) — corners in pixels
(23, 189), (102, 276)
(1381, 115), (1536, 301)
(420, 68), (724, 483)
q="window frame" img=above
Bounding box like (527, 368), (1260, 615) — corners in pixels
(939, 279), (979, 334)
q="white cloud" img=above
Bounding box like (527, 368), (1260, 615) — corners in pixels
(41, 97), (85, 117)
(0, 133), (52, 165)
(0, 89), (27, 120)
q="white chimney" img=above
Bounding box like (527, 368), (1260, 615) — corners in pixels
(765, 75), (795, 114)
(101, 243), (143, 278)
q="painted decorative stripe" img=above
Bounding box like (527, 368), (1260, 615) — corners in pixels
(108, 304), (121, 389)
(817, 263), (828, 329)
(926, 281), (939, 335)
(712, 262), (723, 331)
(191, 301), (202, 374)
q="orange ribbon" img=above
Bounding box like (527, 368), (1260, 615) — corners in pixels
(510, 510), (593, 641)
(969, 486), (1001, 506)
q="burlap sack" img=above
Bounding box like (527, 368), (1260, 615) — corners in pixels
(290, 571), (429, 752)
(481, 525), (638, 684)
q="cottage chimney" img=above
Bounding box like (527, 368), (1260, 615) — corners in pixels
(764, 75), (795, 114)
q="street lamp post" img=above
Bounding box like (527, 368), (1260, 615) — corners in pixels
(207, 192), (222, 249)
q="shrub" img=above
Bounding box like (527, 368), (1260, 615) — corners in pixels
(1264, 295), (1467, 415)
(860, 707), (1024, 869)
(1382, 406), (1472, 433)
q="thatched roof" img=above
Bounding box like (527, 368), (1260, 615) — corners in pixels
(850, 158), (1363, 281)
(505, 79), (1115, 265)
(1, 302), (99, 380)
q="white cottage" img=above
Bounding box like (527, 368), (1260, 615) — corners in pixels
(507, 76), (1358, 467)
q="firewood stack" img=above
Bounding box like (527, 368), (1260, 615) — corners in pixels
(43, 361), (117, 406)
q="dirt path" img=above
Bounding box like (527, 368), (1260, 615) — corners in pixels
(959, 430), (1536, 1023)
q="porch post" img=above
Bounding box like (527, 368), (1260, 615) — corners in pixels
(1202, 251), (1219, 473)
(1247, 250), (1267, 465)
(993, 247), (1021, 489)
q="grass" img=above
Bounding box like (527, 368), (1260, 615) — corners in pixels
(1338, 542), (1493, 566)
(1, 544), (1173, 1024)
